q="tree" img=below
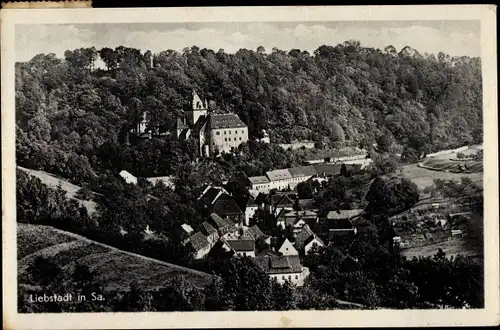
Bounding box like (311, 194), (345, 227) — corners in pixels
(27, 256), (62, 287)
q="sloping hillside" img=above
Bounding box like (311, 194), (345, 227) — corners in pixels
(17, 166), (99, 215)
(18, 223), (213, 291)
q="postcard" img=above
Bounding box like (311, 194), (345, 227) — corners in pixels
(2, 4), (498, 329)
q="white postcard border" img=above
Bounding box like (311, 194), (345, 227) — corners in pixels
(2, 5), (498, 329)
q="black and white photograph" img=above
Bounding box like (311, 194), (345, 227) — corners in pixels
(2, 5), (498, 329)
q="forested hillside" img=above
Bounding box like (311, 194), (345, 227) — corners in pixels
(16, 41), (482, 182)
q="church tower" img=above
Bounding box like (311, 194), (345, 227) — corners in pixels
(186, 90), (207, 126)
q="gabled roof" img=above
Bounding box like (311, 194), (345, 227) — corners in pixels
(272, 194), (295, 208)
(213, 197), (243, 217)
(189, 232), (210, 251)
(252, 255), (303, 274)
(326, 209), (363, 220)
(295, 224), (315, 250)
(313, 164), (342, 176)
(266, 169), (292, 181)
(199, 187), (223, 205)
(209, 213), (235, 229)
(287, 166), (318, 178)
(304, 234), (325, 247)
(248, 176), (270, 184)
(201, 221), (218, 236)
(209, 114), (247, 129)
(247, 225), (266, 240)
(226, 239), (255, 252)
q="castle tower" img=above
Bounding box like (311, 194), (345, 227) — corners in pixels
(186, 90), (207, 126)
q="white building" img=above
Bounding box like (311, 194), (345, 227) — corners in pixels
(248, 176), (272, 193)
(119, 170), (137, 185)
(304, 235), (325, 255)
(266, 169), (294, 191)
(278, 238), (299, 256)
(252, 255), (310, 287)
(224, 239), (256, 257)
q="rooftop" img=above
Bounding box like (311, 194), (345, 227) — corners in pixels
(326, 209), (364, 220)
(248, 176), (270, 184)
(282, 210), (318, 218)
(213, 197), (243, 216)
(266, 169), (293, 181)
(226, 239), (255, 252)
(209, 114), (247, 129)
(287, 166), (318, 178)
(189, 232), (210, 251)
(252, 255), (303, 274)
(313, 164), (342, 176)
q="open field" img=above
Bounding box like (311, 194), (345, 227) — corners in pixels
(18, 223), (213, 291)
(398, 163), (483, 191)
(421, 158), (482, 173)
(401, 237), (481, 259)
(18, 166), (99, 215)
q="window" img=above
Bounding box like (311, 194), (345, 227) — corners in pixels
(239, 137), (242, 141)
(224, 131), (226, 134)
(295, 275), (298, 279)
(216, 131), (220, 135)
(225, 138), (227, 141)
(282, 276), (285, 280)
(241, 130), (244, 134)
(229, 130), (231, 134)
(288, 275), (292, 280)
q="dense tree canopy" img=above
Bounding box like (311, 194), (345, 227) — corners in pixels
(16, 43), (482, 185)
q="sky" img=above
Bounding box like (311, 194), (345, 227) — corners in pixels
(15, 20), (481, 62)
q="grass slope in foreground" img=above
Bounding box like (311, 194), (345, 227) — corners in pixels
(18, 223), (213, 291)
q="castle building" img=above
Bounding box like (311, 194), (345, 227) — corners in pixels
(131, 90), (248, 157)
(173, 90), (249, 157)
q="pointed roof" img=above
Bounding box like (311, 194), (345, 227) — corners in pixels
(304, 234), (325, 247)
(295, 224), (315, 250)
(192, 90), (207, 110)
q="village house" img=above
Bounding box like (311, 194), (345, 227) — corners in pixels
(303, 234), (325, 255)
(266, 169), (294, 191)
(252, 255), (310, 287)
(266, 193), (296, 217)
(200, 221), (220, 248)
(277, 210), (319, 230)
(198, 186), (244, 225)
(223, 239), (256, 257)
(322, 209), (362, 242)
(146, 175), (176, 190)
(188, 232), (211, 259)
(119, 170), (138, 185)
(278, 238), (299, 256)
(243, 195), (259, 226)
(241, 225), (271, 244)
(286, 166), (318, 189)
(294, 224), (325, 255)
(207, 213), (237, 235)
(248, 176), (272, 193)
